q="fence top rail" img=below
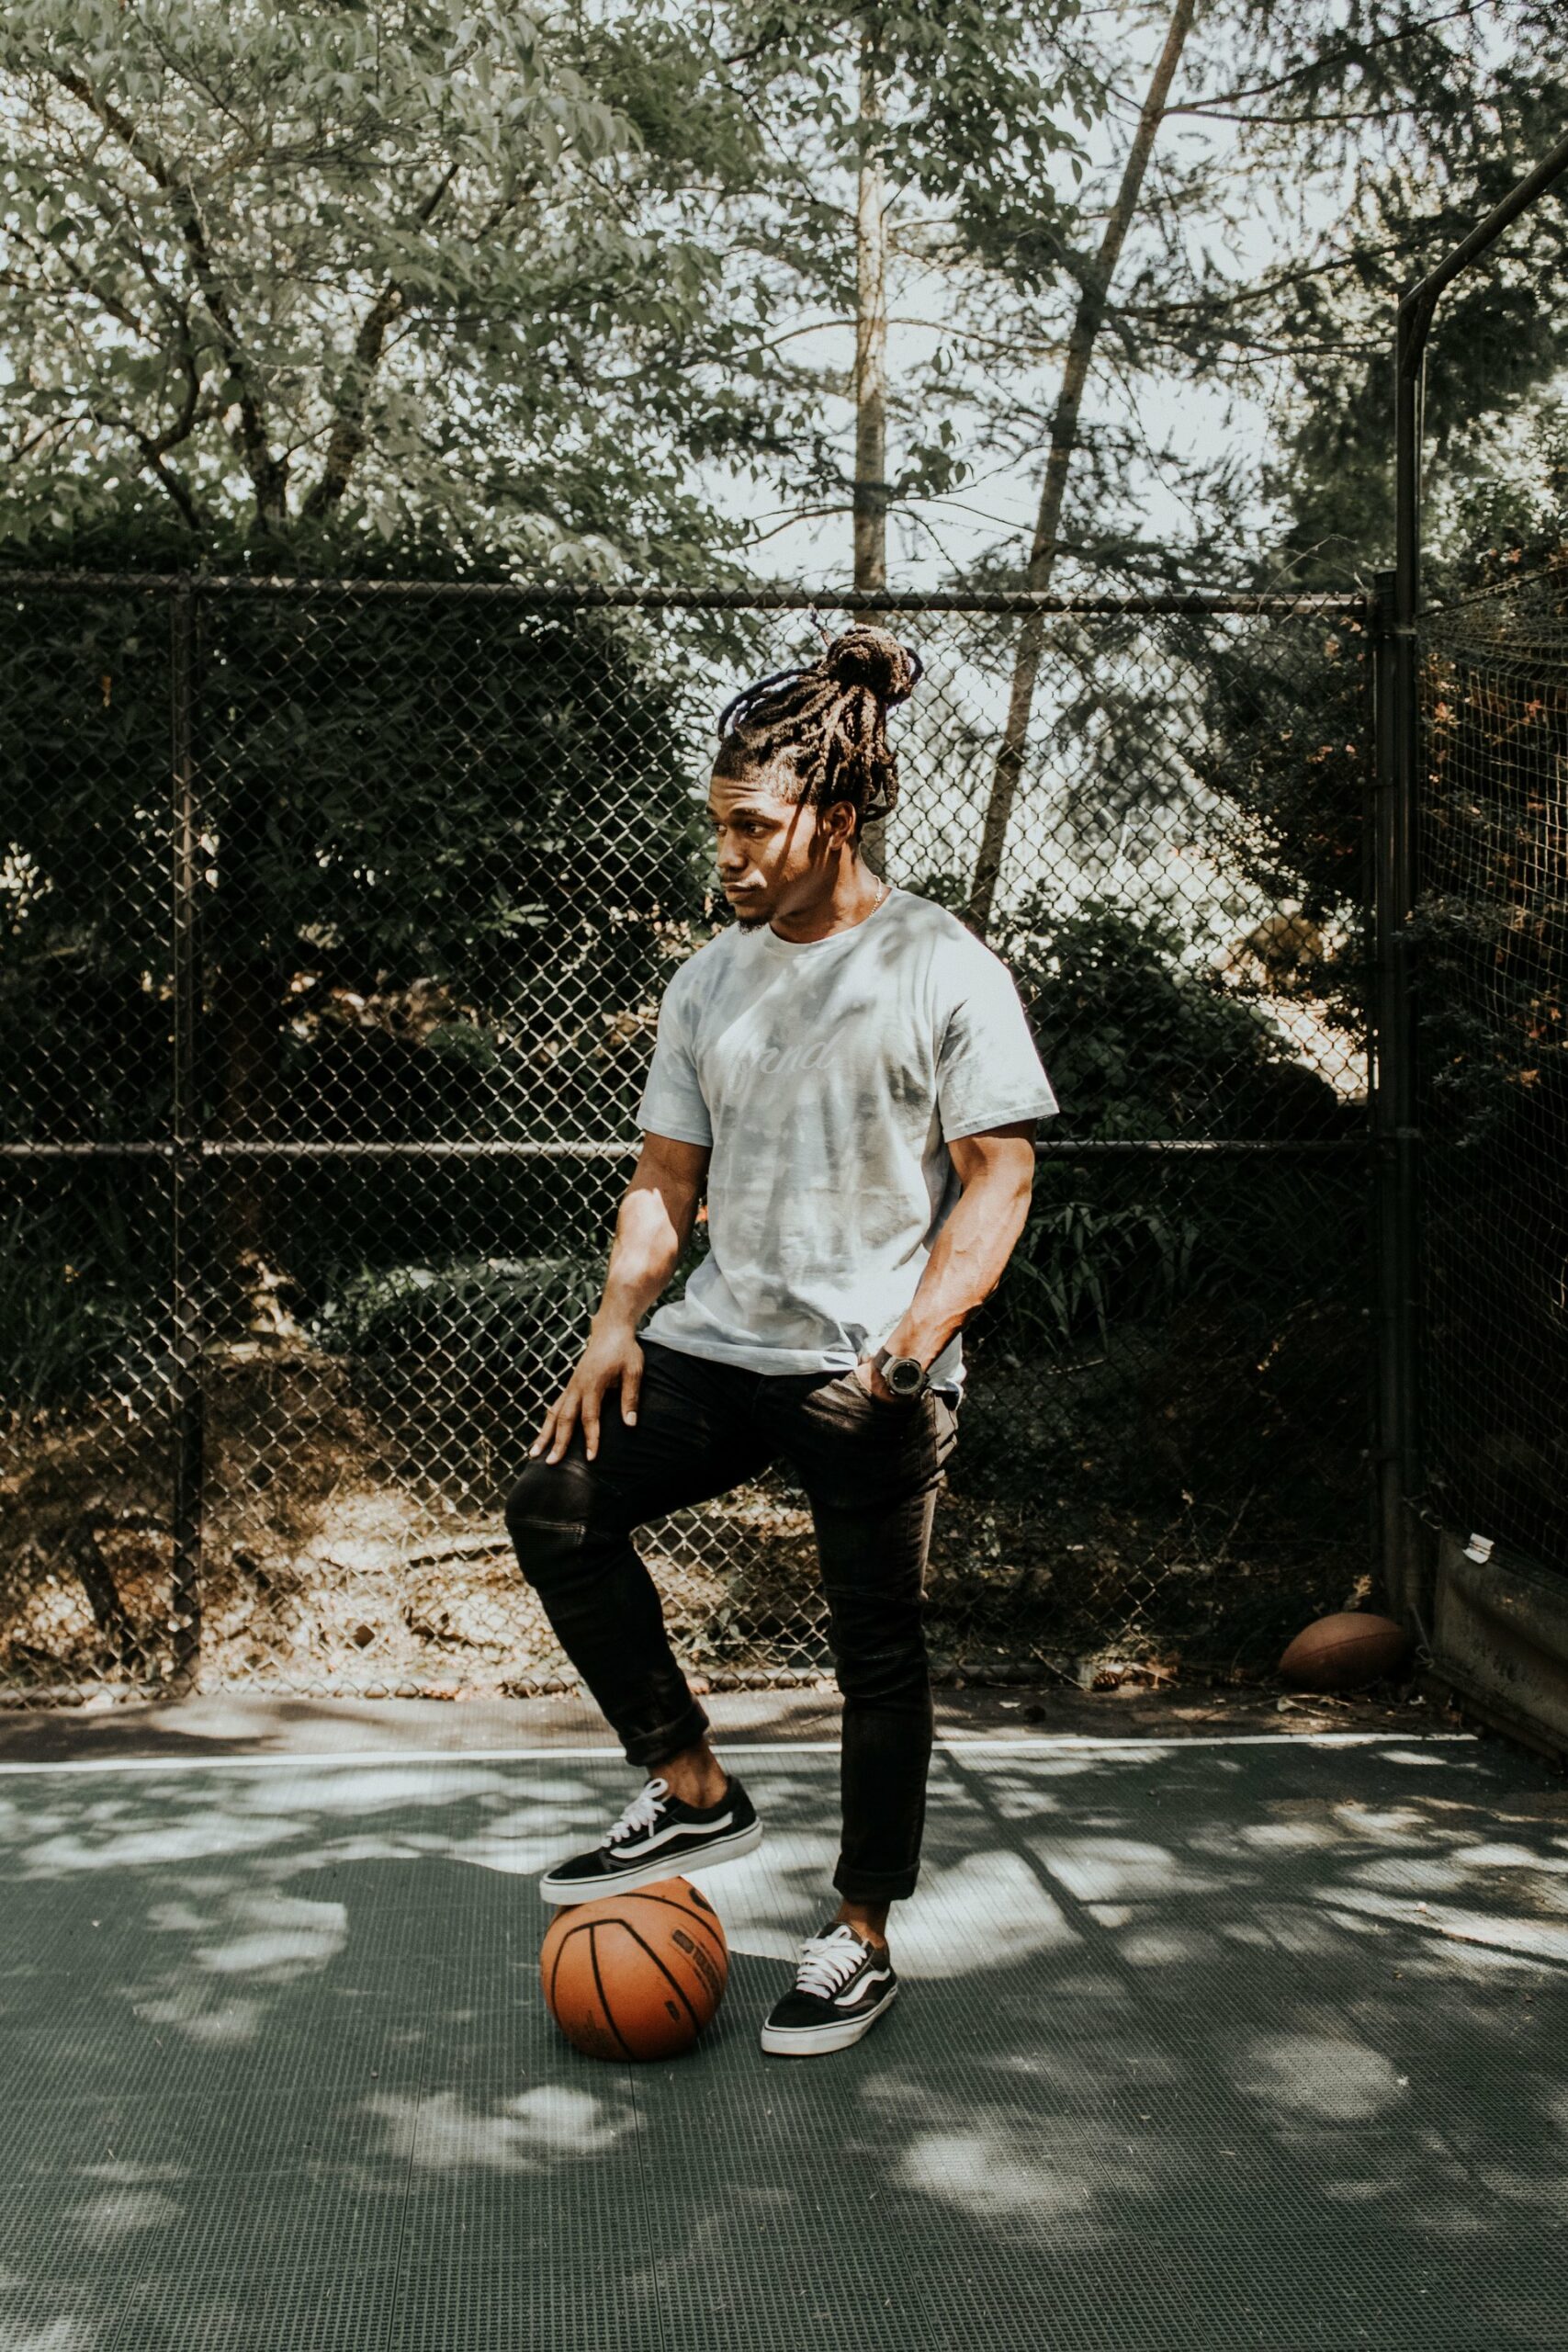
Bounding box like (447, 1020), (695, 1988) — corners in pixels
(0, 571), (1368, 617)
(0, 1135), (1367, 1159)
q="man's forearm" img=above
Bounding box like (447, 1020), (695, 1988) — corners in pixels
(883, 1174), (1033, 1369)
(592, 1171), (700, 1335)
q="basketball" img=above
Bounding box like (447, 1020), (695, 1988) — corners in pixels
(1279, 1610), (1411, 1692)
(539, 1877), (729, 2061)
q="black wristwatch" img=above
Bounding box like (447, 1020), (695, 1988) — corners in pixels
(872, 1345), (931, 1398)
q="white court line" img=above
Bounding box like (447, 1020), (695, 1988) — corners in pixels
(0, 1732), (1477, 1776)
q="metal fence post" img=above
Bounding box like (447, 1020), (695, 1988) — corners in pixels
(1371, 566), (1424, 1624)
(1378, 133), (1568, 1637)
(170, 575), (204, 1688)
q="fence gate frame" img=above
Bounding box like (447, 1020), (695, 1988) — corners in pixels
(1389, 128), (1568, 1756)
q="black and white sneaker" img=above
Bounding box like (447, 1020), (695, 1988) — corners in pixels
(760, 1922), (898, 2056)
(538, 1773), (762, 1906)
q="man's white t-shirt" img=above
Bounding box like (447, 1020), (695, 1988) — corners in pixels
(635, 886), (1058, 1396)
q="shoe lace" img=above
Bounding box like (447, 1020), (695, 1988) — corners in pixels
(604, 1777), (670, 1848)
(795, 1926), (867, 2000)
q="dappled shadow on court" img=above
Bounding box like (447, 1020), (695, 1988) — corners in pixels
(1, 1738), (1564, 2349)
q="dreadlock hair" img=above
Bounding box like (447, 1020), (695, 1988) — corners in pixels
(713, 624), (922, 839)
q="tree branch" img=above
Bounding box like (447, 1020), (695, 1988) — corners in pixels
(301, 161), (462, 519)
(1112, 247), (1374, 319)
(1168, 104), (1413, 128)
(14, 203), (213, 527)
(965, 0), (1200, 938)
(5, 415), (80, 466)
(91, 357), (210, 530)
(1178, 0), (1489, 116)
(51, 66), (288, 525)
(15, 224), (151, 342)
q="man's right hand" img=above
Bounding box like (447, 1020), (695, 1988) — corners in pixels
(529, 1323), (644, 1464)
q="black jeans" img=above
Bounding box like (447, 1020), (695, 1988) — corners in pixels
(503, 1338), (960, 1903)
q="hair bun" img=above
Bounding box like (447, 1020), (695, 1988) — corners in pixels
(823, 625), (921, 707)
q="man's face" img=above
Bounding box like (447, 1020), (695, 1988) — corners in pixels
(705, 767), (856, 932)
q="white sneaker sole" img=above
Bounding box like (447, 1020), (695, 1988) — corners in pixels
(760, 1984), (898, 2056)
(538, 1817), (762, 1907)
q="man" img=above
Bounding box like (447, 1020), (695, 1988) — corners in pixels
(506, 623), (1058, 2056)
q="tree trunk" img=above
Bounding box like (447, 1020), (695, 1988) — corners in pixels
(854, 23), (891, 879)
(963, 0), (1200, 940)
(853, 30), (888, 597)
(63, 1521), (139, 1668)
(209, 953), (286, 1327)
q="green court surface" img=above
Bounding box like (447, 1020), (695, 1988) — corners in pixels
(3, 1728), (1565, 2349)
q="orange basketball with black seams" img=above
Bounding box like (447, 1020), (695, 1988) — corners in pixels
(1279, 1610), (1412, 1692)
(540, 1877), (728, 2061)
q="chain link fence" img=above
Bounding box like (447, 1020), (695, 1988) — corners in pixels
(1, 577), (1375, 1706)
(1417, 559), (1568, 1578)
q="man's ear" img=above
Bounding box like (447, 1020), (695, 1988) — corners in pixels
(821, 797), (859, 852)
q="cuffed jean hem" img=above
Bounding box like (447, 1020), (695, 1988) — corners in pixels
(832, 1860), (920, 1904)
(624, 1696), (712, 1775)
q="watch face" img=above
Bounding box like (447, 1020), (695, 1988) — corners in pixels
(886, 1356), (925, 1396)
